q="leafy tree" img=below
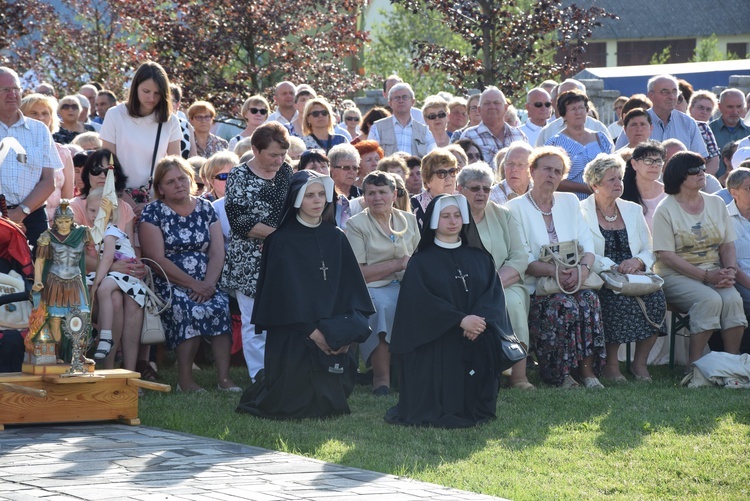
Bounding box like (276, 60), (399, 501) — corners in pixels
(692, 34), (739, 62)
(363, 2), (472, 99)
(134, 0), (371, 112)
(391, 0), (617, 101)
(0, 0), (31, 63)
(650, 46), (672, 65)
(9, 0), (154, 94)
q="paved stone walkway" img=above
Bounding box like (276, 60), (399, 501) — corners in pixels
(0, 424), (506, 501)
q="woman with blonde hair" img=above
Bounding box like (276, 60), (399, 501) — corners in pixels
(301, 97), (348, 153)
(228, 95), (271, 151)
(20, 93), (75, 221)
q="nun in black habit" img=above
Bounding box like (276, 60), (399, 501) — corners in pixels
(236, 170), (375, 419)
(385, 194), (517, 428)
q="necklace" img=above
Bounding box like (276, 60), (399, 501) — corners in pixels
(526, 192), (553, 216)
(598, 205), (619, 223)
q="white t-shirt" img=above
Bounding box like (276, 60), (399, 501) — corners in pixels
(99, 103), (183, 188)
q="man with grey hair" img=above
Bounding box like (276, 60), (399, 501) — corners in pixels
(521, 87), (552, 145)
(76, 94), (101, 132)
(615, 75), (707, 157)
(267, 81), (296, 125)
(369, 83), (435, 156)
(535, 78), (611, 146)
(35, 82), (56, 97)
(710, 88), (750, 178)
(459, 86), (527, 162)
(382, 74), (424, 123)
(78, 83), (98, 120)
(0, 66), (61, 249)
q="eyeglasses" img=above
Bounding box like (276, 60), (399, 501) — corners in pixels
(692, 104), (714, 114)
(658, 89), (679, 97)
(214, 173), (229, 181)
(391, 95), (412, 102)
(532, 102), (552, 108)
(635, 157), (665, 166)
(333, 164), (357, 171)
(0, 86), (21, 94)
(309, 110), (329, 118)
(60, 103), (80, 110)
(425, 112), (447, 121)
(434, 168), (459, 179)
(345, 116), (359, 122)
(192, 114), (213, 121)
(248, 107), (268, 115)
(89, 166), (107, 176)
(467, 185), (491, 193)
(686, 165), (706, 175)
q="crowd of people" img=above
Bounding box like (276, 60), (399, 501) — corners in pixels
(2, 60), (750, 427)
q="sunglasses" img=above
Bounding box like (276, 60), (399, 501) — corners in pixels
(467, 186), (491, 193)
(333, 164), (356, 171)
(214, 173), (229, 181)
(60, 103), (80, 110)
(532, 102), (552, 108)
(686, 165), (706, 175)
(345, 116), (359, 122)
(249, 107), (268, 115)
(89, 166), (107, 176)
(434, 168), (459, 179)
(309, 110), (330, 118)
(425, 112), (447, 120)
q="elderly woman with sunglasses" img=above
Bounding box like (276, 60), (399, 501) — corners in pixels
(411, 148), (460, 229)
(490, 141), (533, 205)
(457, 163), (533, 389)
(652, 151), (747, 367)
(327, 143), (361, 228)
(422, 96), (451, 147)
(228, 95), (270, 151)
(188, 101), (228, 158)
(52, 95), (96, 144)
(302, 98), (348, 154)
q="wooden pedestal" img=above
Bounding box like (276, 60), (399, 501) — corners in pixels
(0, 369), (148, 430)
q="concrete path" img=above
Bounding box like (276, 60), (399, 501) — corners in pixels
(0, 424), (506, 500)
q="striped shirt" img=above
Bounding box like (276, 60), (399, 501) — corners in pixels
(0, 113), (63, 205)
(545, 131), (614, 200)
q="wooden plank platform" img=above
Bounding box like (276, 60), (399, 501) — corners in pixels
(0, 369), (142, 430)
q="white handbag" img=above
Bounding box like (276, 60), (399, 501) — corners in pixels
(0, 269), (32, 329)
(139, 258), (172, 345)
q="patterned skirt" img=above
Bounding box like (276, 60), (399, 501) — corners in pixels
(529, 290), (606, 386)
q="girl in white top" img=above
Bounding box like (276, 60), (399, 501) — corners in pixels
(100, 61), (182, 218)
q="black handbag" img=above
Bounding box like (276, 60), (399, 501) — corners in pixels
(496, 331), (527, 372)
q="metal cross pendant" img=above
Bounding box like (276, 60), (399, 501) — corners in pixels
(455, 269), (469, 292)
(320, 260), (329, 281)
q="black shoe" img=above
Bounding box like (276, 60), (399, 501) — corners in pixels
(372, 385), (390, 396)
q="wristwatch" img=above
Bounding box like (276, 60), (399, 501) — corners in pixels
(19, 204), (31, 215)
(582, 263), (592, 272)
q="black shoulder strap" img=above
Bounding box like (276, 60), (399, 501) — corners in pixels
(147, 122), (164, 191)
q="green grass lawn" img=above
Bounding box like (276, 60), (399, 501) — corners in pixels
(139, 361), (750, 501)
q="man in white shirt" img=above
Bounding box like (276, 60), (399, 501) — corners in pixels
(521, 87), (552, 146)
(369, 83), (435, 157)
(383, 74), (424, 124)
(0, 66), (60, 249)
(267, 81), (296, 125)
